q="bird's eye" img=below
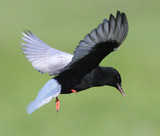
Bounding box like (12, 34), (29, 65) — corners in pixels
(117, 76), (119, 79)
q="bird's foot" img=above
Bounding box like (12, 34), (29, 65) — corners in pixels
(71, 89), (76, 93)
(55, 97), (60, 111)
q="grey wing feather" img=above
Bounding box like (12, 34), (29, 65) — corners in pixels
(69, 11), (128, 65)
(21, 30), (73, 76)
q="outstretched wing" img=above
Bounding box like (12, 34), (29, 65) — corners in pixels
(61, 11), (128, 74)
(21, 30), (73, 76)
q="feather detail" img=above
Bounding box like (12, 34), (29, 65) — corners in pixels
(21, 30), (73, 76)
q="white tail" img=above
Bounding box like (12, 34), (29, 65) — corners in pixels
(26, 79), (61, 114)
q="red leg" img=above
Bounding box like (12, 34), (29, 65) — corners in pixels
(55, 97), (60, 111)
(71, 89), (76, 93)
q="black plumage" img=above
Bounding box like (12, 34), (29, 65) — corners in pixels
(21, 11), (128, 114)
(61, 67), (124, 97)
(55, 11), (127, 94)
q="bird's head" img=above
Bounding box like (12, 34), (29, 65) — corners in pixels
(100, 67), (125, 97)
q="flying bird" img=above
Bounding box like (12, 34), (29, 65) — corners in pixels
(21, 11), (128, 114)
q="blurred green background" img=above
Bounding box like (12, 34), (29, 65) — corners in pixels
(0, 0), (160, 135)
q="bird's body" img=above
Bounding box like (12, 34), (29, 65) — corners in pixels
(21, 11), (128, 114)
(61, 66), (122, 94)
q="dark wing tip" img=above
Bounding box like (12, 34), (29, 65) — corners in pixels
(122, 13), (128, 26)
(120, 12), (128, 43)
(115, 11), (128, 25)
(109, 14), (116, 20)
(23, 29), (34, 37)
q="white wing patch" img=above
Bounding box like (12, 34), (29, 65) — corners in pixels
(21, 30), (73, 76)
(113, 47), (119, 51)
(26, 79), (61, 114)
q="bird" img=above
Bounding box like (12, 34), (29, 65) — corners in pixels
(21, 11), (128, 114)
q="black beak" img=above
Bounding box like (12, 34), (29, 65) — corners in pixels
(117, 83), (125, 98)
